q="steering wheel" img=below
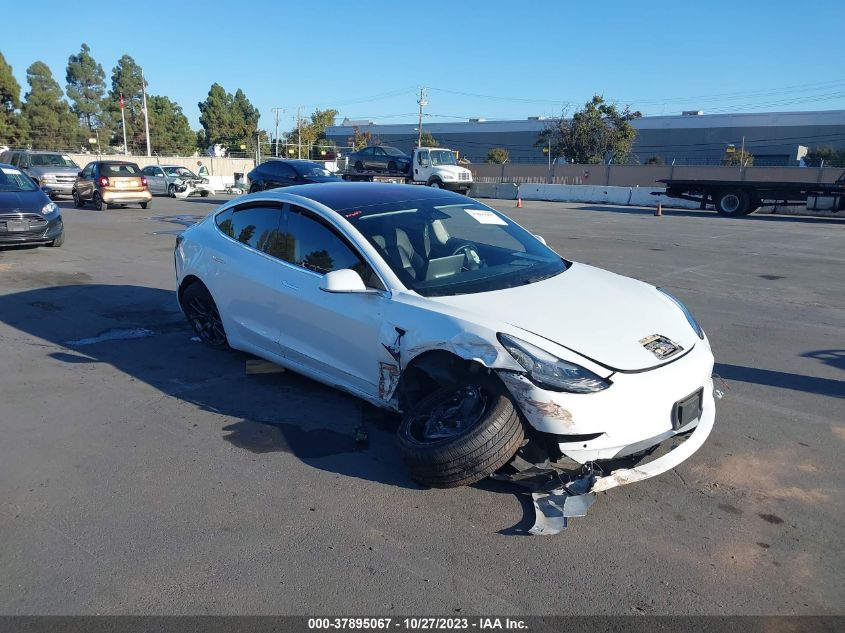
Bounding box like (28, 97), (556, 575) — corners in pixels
(451, 242), (482, 270)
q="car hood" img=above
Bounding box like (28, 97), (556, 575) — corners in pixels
(433, 165), (470, 176)
(430, 262), (699, 372)
(0, 190), (49, 213)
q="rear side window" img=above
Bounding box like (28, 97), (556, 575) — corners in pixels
(268, 162), (296, 178)
(216, 205), (287, 257)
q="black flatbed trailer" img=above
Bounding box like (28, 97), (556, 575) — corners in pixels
(661, 173), (845, 216)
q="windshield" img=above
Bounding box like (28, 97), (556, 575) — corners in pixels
(296, 163), (335, 177)
(164, 166), (197, 178)
(342, 198), (566, 296)
(29, 154), (78, 168)
(382, 147), (406, 157)
(0, 167), (39, 192)
(429, 150), (457, 166)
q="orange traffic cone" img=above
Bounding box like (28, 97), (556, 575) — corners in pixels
(516, 197), (523, 208)
(654, 202), (663, 217)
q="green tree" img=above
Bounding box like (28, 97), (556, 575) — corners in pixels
(198, 83), (260, 153)
(350, 126), (372, 150)
(721, 148), (754, 167)
(539, 95), (641, 164)
(0, 51), (27, 146)
(284, 108), (339, 157)
(65, 43), (105, 133)
(804, 146), (845, 167)
(147, 95), (195, 155)
(104, 54), (147, 149)
(418, 131), (439, 147)
(20, 61), (80, 150)
(486, 147), (510, 164)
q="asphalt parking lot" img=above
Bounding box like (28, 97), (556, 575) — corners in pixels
(1, 195), (843, 615)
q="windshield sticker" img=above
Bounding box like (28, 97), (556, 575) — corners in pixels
(465, 209), (507, 225)
(1, 168), (21, 175)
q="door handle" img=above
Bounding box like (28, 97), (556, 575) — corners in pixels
(212, 255), (225, 264)
(282, 280), (298, 291)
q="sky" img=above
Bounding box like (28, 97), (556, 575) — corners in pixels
(3, 0), (844, 135)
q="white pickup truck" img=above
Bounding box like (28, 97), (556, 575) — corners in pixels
(341, 146), (473, 195)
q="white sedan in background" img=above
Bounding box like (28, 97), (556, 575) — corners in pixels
(175, 183), (715, 492)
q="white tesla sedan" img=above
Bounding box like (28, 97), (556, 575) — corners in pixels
(175, 183), (715, 490)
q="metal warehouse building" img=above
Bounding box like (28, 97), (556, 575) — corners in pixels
(326, 109), (845, 165)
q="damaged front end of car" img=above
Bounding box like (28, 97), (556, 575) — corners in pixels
(489, 331), (717, 534)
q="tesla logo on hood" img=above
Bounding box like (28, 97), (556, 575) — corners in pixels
(639, 334), (683, 359)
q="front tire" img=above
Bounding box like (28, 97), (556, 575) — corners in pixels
(715, 189), (750, 216)
(48, 231), (65, 247)
(354, 161), (364, 172)
(427, 178), (442, 189)
(397, 381), (524, 488)
(388, 160), (397, 172)
(72, 190), (84, 208)
(180, 282), (229, 350)
(168, 184), (177, 198)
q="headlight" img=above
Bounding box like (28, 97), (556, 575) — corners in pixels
(440, 173), (455, 181)
(657, 288), (704, 339)
(41, 202), (59, 217)
(498, 333), (610, 393)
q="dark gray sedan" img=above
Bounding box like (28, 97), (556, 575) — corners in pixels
(0, 163), (64, 247)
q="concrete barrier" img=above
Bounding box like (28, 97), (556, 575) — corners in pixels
(517, 183), (702, 210)
(469, 182), (518, 200)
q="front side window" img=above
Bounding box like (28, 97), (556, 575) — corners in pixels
(164, 166), (197, 178)
(82, 164), (94, 178)
(342, 198), (566, 296)
(284, 205), (382, 287)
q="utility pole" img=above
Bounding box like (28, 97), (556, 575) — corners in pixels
(256, 130), (262, 164)
(119, 94), (128, 155)
(271, 107), (285, 157)
(141, 70), (151, 157)
(296, 106), (305, 159)
(416, 87), (428, 148)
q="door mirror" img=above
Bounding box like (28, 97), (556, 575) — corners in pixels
(534, 234), (547, 246)
(78, 171), (83, 177)
(320, 269), (371, 293)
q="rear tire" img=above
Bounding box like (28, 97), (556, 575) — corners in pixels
(93, 192), (104, 211)
(249, 184), (261, 193)
(200, 190), (209, 197)
(715, 189), (750, 216)
(140, 200), (150, 209)
(397, 381), (524, 488)
(180, 282), (229, 350)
